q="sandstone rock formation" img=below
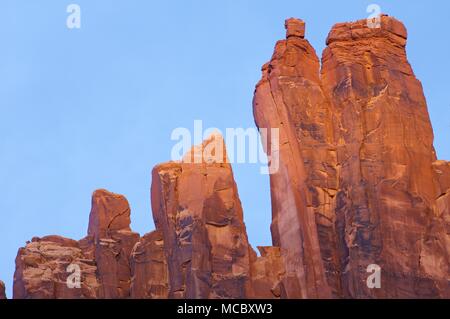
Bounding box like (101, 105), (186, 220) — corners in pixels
(14, 236), (99, 299)
(13, 135), (284, 299)
(11, 15), (449, 299)
(13, 190), (141, 299)
(254, 15), (449, 298)
(130, 230), (168, 299)
(254, 17), (336, 299)
(0, 280), (6, 299)
(151, 133), (285, 299)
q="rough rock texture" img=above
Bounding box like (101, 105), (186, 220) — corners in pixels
(152, 134), (260, 298)
(13, 136), (282, 299)
(13, 190), (141, 299)
(0, 280), (6, 299)
(12, 15), (449, 299)
(87, 190), (140, 298)
(254, 15), (449, 298)
(130, 230), (168, 299)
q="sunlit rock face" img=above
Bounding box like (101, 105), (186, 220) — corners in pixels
(11, 15), (449, 299)
(254, 15), (449, 298)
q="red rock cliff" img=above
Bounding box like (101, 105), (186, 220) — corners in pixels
(12, 15), (449, 299)
(254, 15), (449, 298)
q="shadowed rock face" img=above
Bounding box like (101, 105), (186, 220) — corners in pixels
(254, 15), (449, 298)
(254, 17), (336, 299)
(13, 190), (142, 299)
(11, 15), (449, 299)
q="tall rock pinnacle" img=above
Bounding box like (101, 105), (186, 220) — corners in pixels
(254, 15), (449, 298)
(254, 17), (335, 299)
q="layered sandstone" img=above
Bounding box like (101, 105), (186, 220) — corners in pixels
(254, 17), (337, 299)
(254, 15), (449, 298)
(248, 247), (286, 298)
(13, 190), (141, 299)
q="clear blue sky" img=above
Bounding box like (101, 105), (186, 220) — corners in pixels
(1, 1), (449, 298)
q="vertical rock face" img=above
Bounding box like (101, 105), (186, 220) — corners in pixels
(254, 15), (449, 298)
(130, 230), (168, 299)
(151, 134), (257, 298)
(253, 17), (336, 299)
(87, 190), (140, 298)
(87, 189), (133, 238)
(13, 136), (283, 299)
(0, 280), (6, 299)
(248, 247), (286, 299)
(322, 15), (449, 298)
(13, 190), (141, 299)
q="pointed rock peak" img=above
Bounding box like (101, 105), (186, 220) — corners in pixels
(0, 280), (6, 299)
(285, 18), (305, 39)
(181, 131), (229, 164)
(326, 14), (407, 46)
(88, 189), (131, 238)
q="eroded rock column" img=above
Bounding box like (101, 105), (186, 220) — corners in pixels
(253, 18), (336, 298)
(151, 134), (257, 298)
(87, 189), (140, 298)
(130, 230), (169, 299)
(321, 15), (449, 298)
